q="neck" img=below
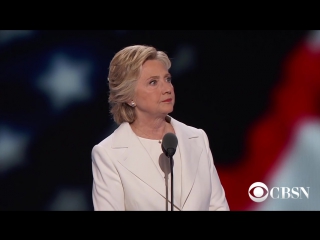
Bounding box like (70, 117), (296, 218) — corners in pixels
(131, 117), (168, 140)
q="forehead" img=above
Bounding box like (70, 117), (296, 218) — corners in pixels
(140, 59), (169, 77)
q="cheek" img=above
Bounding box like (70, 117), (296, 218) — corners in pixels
(135, 91), (151, 102)
(142, 95), (159, 105)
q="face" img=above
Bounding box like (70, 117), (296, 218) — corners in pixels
(132, 59), (175, 119)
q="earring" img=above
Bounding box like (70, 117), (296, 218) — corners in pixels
(131, 101), (136, 107)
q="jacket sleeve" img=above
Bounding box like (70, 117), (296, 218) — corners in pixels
(91, 144), (125, 210)
(200, 129), (230, 211)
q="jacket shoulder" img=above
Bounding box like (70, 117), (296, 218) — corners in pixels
(92, 125), (119, 150)
(172, 117), (205, 135)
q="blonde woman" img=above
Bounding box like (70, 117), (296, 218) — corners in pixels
(91, 45), (229, 211)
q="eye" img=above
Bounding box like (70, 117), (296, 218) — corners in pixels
(149, 80), (157, 85)
(166, 77), (172, 83)
(249, 186), (268, 198)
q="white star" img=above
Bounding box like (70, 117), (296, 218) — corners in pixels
(0, 125), (30, 174)
(36, 53), (93, 112)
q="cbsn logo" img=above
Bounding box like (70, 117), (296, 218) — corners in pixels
(248, 182), (310, 202)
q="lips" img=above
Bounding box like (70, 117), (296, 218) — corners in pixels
(162, 98), (172, 102)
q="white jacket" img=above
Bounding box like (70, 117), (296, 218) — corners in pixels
(92, 116), (229, 211)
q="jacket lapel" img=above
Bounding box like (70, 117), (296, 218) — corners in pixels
(170, 117), (203, 209)
(111, 122), (168, 199)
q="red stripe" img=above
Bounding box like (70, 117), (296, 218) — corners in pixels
(217, 36), (320, 210)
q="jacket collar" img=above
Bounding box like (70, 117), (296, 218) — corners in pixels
(111, 115), (198, 148)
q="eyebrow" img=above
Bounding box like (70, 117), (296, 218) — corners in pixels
(147, 73), (171, 80)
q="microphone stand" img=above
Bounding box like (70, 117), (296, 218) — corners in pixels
(167, 148), (175, 211)
(170, 155), (174, 211)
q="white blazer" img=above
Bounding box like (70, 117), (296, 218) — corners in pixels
(91, 116), (229, 211)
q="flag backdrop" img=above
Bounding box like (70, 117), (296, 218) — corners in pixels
(0, 30), (318, 210)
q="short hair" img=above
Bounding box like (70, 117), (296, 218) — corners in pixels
(108, 45), (171, 125)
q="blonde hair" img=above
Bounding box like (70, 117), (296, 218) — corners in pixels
(108, 45), (171, 125)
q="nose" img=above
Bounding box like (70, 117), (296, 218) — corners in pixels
(162, 79), (172, 94)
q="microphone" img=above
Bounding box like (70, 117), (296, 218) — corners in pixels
(161, 132), (178, 211)
(161, 132), (178, 158)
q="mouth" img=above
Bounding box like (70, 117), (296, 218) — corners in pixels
(162, 98), (172, 102)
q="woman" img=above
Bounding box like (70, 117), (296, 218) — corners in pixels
(91, 45), (229, 210)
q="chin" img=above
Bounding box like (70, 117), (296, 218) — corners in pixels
(160, 103), (174, 114)
(165, 107), (174, 114)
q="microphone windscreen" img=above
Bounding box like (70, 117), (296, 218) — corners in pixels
(161, 132), (178, 155)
